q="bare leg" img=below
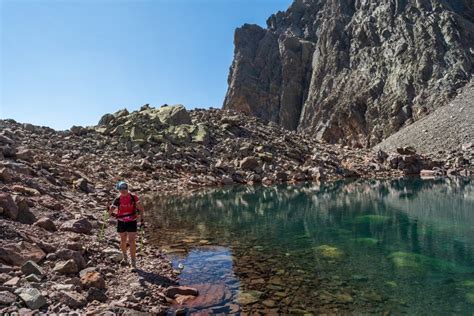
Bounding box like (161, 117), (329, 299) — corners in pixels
(119, 232), (128, 261)
(128, 232), (137, 261)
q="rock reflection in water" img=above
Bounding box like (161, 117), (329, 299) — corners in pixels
(145, 178), (474, 314)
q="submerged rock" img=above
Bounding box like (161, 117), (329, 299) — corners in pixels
(236, 290), (262, 306)
(314, 245), (344, 260)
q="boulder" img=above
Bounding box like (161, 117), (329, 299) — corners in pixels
(157, 104), (191, 125)
(33, 217), (57, 232)
(86, 287), (108, 302)
(74, 178), (93, 193)
(15, 147), (34, 162)
(239, 157), (259, 171)
(0, 168), (13, 183)
(80, 271), (105, 290)
(0, 241), (45, 266)
(0, 193), (18, 221)
(14, 196), (36, 225)
(21, 260), (44, 277)
(60, 291), (86, 308)
(54, 249), (86, 270)
(61, 218), (92, 234)
(98, 113), (115, 126)
(18, 288), (47, 310)
(102, 248), (123, 263)
(53, 259), (79, 274)
(70, 125), (88, 136)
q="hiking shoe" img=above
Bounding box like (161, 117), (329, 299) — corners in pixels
(120, 258), (129, 266)
(130, 259), (137, 272)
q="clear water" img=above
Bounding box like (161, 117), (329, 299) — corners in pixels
(148, 178), (474, 315)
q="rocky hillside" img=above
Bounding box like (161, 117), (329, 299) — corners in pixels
(375, 79), (474, 154)
(0, 104), (472, 314)
(223, 0), (474, 147)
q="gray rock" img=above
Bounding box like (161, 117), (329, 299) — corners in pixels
(157, 104), (191, 125)
(103, 248), (123, 263)
(21, 261), (44, 277)
(25, 274), (42, 282)
(53, 259), (78, 274)
(18, 288), (47, 310)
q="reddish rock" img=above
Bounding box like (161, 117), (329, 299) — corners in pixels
(173, 283), (231, 309)
(0, 241), (45, 266)
(80, 271), (105, 289)
(164, 286), (199, 299)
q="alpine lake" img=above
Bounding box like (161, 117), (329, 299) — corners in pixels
(146, 178), (474, 315)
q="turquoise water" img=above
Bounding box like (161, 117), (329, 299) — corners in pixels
(148, 178), (474, 315)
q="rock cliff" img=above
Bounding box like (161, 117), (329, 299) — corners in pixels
(223, 0), (474, 147)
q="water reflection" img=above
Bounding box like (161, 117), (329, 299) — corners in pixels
(145, 178), (474, 314)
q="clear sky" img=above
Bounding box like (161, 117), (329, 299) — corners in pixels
(1, 0), (292, 130)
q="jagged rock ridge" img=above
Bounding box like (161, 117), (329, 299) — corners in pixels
(223, 0), (474, 147)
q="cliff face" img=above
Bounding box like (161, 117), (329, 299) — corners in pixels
(223, 0), (474, 147)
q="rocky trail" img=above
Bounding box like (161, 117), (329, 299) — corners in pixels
(0, 104), (472, 314)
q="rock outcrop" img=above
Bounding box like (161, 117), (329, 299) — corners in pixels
(224, 0), (474, 147)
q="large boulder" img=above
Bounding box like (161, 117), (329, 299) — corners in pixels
(0, 241), (45, 266)
(157, 105), (191, 125)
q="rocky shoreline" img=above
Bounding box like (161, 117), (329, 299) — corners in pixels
(1, 105), (472, 314)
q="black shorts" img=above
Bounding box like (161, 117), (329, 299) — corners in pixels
(117, 220), (137, 233)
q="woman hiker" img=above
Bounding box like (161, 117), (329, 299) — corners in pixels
(109, 181), (144, 271)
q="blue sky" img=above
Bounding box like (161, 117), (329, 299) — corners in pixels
(1, 0), (292, 130)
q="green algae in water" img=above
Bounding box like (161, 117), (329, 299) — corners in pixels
(352, 237), (380, 246)
(354, 215), (390, 225)
(314, 245), (344, 260)
(388, 251), (472, 274)
(461, 280), (474, 287)
(466, 292), (474, 304)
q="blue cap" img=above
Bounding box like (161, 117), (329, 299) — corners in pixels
(116, 181), (128, 190)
